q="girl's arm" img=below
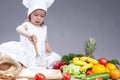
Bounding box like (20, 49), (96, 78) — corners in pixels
(16, 24), (29, 37)
(45, 36), (52, 53)
(16, 23), (36, 42)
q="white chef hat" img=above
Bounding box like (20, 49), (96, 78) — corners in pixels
(22, 0), (54, 16)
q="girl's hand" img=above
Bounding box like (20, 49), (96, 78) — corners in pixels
(46, 47), (52, 53)
(27, 34), (37, 43)
(45, 37), (52, 53)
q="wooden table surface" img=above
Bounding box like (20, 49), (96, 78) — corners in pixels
(16, 68), (63, 80)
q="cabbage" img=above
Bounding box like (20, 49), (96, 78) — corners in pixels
(63, 64), (86, 79)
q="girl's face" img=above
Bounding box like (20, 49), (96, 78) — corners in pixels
(29, 9), (46, 26)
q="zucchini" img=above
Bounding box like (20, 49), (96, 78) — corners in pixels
(82, 72), (110, 80)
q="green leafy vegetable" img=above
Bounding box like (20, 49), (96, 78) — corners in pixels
(63, 63), (86, 79)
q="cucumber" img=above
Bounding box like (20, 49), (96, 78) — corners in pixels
(82, 72), (110, 80)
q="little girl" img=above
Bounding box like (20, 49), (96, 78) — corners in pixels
(0, 0), (61, 68)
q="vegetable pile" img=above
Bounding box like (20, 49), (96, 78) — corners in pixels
(60, 55), (120, 80)
(54, 37), (120, 80)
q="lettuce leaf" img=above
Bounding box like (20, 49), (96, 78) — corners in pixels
(63, 64), (86, 79)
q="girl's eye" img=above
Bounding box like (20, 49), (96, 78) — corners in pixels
(41, 15), (44, 17)
(34, 14), (38, 16)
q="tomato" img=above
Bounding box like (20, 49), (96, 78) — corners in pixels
(63, 72), (71, 80)
(34, 73), (46, 80)
(86, 70), (93, 75)
(53, 61), (61, 69)
(53, 61), (68, 69)
(99, 58), (108, 65)
(95, 77), (103, 80)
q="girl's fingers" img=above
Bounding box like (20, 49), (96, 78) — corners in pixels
(46, 48), (52, 53)
(31, 35), (37, 42)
